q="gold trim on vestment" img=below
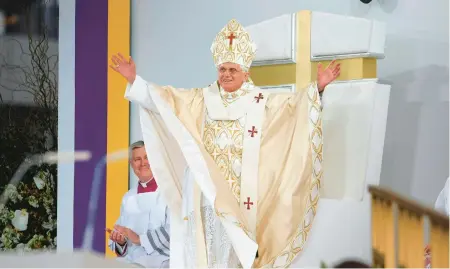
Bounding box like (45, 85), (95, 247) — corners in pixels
(249, 10), (377, 267)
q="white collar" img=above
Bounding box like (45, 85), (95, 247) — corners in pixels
(139, 176), (154, 188)
(203, 81), (260, 120)
(219, 84), (251, 106)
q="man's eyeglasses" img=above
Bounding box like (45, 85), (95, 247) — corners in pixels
(219, 67), (241, 75)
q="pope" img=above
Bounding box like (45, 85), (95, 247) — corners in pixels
(110, 19), (340, 268)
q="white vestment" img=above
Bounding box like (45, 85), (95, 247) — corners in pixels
(125, 75), (323, 268)
(127, 80), (257, 268)
(435, 178), (449, 216)
(109, 183), (170, 268)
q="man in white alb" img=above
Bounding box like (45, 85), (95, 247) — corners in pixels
(110, 19), (340, 268)
(108, 141), (170, 268)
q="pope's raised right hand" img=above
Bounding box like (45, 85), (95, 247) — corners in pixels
(110, 53), (136, 84)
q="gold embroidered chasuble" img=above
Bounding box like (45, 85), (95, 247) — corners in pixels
(125, 75), (323, 268)
(204, 85), (251, 202)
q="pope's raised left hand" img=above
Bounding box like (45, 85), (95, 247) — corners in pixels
(317, 60), (340, 92)
(114, 224), (140, 245)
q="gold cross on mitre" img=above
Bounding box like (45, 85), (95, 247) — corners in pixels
(210, 19), (257, 69)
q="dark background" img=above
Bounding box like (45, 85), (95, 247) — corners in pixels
(1, 0), (59, 39)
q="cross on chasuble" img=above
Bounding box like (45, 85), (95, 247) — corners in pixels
(125, 76), (323, 268)
(124, 17), (323, 269)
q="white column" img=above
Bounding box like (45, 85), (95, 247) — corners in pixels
(57, 0), (75, 252)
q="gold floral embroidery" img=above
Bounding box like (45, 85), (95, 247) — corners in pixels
(210, 19), (257, 69)
(202, 85), (251, 201)
(203, 113), (244, 201)
(219, 87), (250, 107)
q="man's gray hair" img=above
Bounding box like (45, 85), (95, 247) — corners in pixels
(129, 140), (145, 160)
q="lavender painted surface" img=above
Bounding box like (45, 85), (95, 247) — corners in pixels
(74, 0), (108, 252)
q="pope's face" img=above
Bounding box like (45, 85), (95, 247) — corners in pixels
(130, 146), (153, 182)
(218, 62), (249, 92)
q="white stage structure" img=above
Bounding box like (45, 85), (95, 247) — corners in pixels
(247, 10), (390, 267)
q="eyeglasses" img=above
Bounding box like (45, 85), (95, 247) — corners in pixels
(218, 67), (241, 75)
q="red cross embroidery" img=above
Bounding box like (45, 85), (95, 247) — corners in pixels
(244, 197), (254, 210)
(254, 93), (264, 103)
(248, 126), (258, 137)
(227, 32), (237, 47)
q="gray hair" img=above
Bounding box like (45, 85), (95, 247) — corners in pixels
(129, 140), (145, 160)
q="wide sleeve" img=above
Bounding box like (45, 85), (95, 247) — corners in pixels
(124, 74), (199, 113)
(288, 82), (322, 109)
(139, 206), (170, 256)
(113, 242), (128, 257)
(265, 82), (321, 116)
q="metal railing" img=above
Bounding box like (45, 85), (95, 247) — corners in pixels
(369, 185), (449, 268)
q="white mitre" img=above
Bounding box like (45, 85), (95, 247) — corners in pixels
(210, 19), (257, 69)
